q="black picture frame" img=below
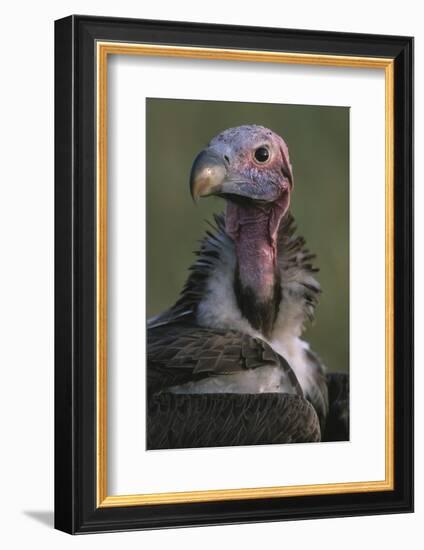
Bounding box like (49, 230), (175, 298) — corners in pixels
(55, 14), (413, 534)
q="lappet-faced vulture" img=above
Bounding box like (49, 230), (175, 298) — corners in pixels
(147, 125), (349, 449)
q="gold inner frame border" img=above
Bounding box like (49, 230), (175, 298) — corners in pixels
(96, 42), (395, 508)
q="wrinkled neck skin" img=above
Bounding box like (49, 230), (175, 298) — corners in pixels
(225, 196), (288, 337)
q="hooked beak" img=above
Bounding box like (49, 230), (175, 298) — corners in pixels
(190, 146), (288, 204)
(190, 148), (227, 202)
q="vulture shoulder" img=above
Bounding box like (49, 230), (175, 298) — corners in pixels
(147, 321), (303, 398)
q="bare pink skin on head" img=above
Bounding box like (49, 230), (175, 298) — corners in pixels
(190, 124), (294, 335)
(218, 126), (293, 323)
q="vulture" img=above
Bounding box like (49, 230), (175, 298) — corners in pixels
(147, 125), (349, 449)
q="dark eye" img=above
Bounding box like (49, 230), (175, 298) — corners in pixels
(254, 147), (270, 163)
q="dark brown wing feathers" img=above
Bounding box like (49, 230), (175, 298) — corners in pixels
(146, 212), (335, 447)
(148, 321), (302, 396)
(147, 393), (321, 450)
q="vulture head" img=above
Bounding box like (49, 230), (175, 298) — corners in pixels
(190, 125), (294, 337)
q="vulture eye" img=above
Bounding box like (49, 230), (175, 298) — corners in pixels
(254, 147), (270, 163)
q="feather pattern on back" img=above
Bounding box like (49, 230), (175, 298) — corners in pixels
(148, 212), (328, 428)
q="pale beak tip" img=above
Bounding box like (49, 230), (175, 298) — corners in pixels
(189, 148), (227, 204)
(191, 192), (200, 204)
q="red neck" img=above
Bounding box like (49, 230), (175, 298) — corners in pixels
(225, 199), (288, 336)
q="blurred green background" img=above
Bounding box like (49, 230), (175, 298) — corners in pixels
(146, 98), (349, 374)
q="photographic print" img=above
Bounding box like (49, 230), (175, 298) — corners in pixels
(146, 98), (349, 450)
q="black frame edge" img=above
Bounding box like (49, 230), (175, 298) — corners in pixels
(54, 15), (77, 534)
(393, 35), (414, 514)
